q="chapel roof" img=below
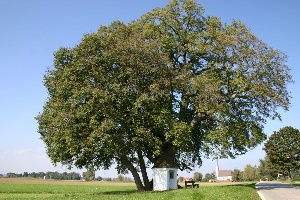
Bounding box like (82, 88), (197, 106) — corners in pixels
(218, 170), (232, 177)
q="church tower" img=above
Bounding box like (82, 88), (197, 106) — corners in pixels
(216, 158), (219, 179)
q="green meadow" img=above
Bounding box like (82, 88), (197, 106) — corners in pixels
(0, 178), (260, 200)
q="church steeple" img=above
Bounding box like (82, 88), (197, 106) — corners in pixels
(216, 158), (219, 179)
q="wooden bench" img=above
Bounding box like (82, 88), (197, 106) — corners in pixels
(185, 180), (199, 188)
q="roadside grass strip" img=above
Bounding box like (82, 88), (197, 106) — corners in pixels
(0, 179), (260, 200)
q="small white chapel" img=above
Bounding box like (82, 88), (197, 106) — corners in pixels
(216, 159), (232, 182)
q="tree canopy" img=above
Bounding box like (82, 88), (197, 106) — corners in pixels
(256, 156), (278, 181)
(36, 0), (292, 190)
(193, 172), (203, 182)
(232, 169), (242, 182)
(242, 164), (256, 181)
(264, 126), (300, 181)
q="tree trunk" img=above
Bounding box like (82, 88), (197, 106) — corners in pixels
(287, 174), (291, 182)
(287, 170), (292, 182)
(120, 156), (145, 191)
(153, 143), (177, 168)
(137, 150), (151, 190)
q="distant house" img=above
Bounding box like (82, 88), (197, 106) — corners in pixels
(183, 177), (193, 181)
(216, 159), (232, 182)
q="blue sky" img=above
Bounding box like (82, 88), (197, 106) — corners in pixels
(0, 0), (299, 178)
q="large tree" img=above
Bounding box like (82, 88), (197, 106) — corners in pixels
(257, 156), (278, 181)
(193, 172), (203, 182)
(264, 126), (300, 181)
(36, 0), (292, 190)
(242, 164), (257, 181)
(232, 169), (242, 182)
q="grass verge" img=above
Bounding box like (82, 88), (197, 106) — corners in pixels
(293, 182), (300, 187)
(0, 178), (260, 200)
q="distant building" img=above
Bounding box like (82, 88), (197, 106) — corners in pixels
(182, 177), (193, 182)
(216, 159), (232, 182)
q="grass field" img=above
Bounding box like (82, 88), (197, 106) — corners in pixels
(294, 182), (300, 187)
(0, 178), (260, 200)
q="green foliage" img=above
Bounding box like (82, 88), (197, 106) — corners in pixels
(114, 175), (133, 182)
(203, 172), (216, 181)
(242, 164), (257, 181)
(264, 126), (300, 181)
(193, 172), (203, 181)
(178, 176), (184, 182)
(232, 169), (243, 182)
(83, 169), (95, 181)
(37, 0), (293, 190)
(293, 171), (300, 181)
(256, 156), (278, 181)
(45, 171), (81, 180)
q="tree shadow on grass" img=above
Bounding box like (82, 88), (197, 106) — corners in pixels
(101, 189), (141, 195)
(218, 183), (257, 190)
(100, 188), (174, 196)
(228, 183), (256, 188)
(61, 190), (140, 199)
(293, 183), (300, 187)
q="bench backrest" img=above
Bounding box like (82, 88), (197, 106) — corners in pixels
(185, 180), (194, 183)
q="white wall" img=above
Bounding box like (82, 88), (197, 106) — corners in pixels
(153, 168), (178, 191)
(217, 176), (232, 181)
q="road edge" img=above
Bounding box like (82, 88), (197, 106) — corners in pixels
(255, 182), (267, 200)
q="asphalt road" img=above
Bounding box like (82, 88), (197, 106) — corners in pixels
(256, 181), (300, 200)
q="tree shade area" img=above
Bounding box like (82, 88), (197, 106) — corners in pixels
(264, 126), (300, 181)
(36, 0), (293, 190)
